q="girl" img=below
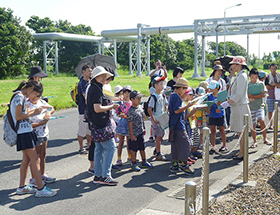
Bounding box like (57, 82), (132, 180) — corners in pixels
(115, 86), (132, 166)
(11, 80), (57, 197)
(207, 80), (227, 153)
(27, 91), (56, 186)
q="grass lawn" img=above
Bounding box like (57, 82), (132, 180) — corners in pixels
(2, 67), (266, 117)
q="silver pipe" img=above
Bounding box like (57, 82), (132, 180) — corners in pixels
(202, 127), (210, 215)
(33, 32), (102, 42)
(185, 181), (196, 215)
(243, 114), (249, 183)
(274, 102), (278, 154)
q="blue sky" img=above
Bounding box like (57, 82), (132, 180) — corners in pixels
(2, 0), (280, 58)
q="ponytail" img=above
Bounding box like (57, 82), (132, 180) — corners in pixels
(12, 80), (43, 95)
(13, 81), (27, 92)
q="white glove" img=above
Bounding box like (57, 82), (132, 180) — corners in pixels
(221, 101), (230, 109)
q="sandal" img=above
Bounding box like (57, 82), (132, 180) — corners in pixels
(264, 140), (272, 145)
(250, 142), (258, 148)
(78, 148), (88, 154)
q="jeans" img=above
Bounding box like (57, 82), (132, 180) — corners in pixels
(94, 138), (116, 178)
(225, 107), (231, 127)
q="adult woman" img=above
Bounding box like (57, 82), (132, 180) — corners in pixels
(221, 56), (251, 160)
(206, 65), (226, 92)
(11, 80), (56, 197)
(86, 66), (119, 185)
(28, 66), (48, 82)
(167, 67), (184, 91)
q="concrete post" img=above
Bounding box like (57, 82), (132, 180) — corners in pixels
(137, 23), (142, 76)
(192, 20), (200, 78)
(146, 36), (151, 76)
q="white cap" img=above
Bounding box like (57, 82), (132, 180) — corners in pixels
(114, 85), (123, 94)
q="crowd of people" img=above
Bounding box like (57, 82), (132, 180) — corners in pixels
(8, 56), (279, 196)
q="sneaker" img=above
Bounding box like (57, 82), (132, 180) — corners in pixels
(16, 185), (37, 195)
(170, 165), (179, 172)
(188, 157), (196, 164)
(141, 162), (153, 169)
(192, 151), (203, 158)
(179, 165), (194, 175)
(112, 164), (121, 170)
(116, 159), (123, 166)
(131, 163), (141, 171)
(155, 153), (168, 161)
(219, 146), (228, 152)
(100, 176), (118, 186)
(149, 136), (154, 142)
(153, 148), (157, 156)
(209, 146), (218, 155)
(78, 148), (88, 154)
(190, 155), (198, 160)
(88, 169), (95, 175)
(93, 176), (102, 184)
(42, 174), (56, 184)
(35, 186), (57, 197)
(29, 178), (45, 188)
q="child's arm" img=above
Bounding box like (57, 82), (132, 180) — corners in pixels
(185, 108), (198, 119)
(174, 102), (193, 114)
(147, 107), (159, 124)
(248, 92), (265, 99)
(128, 121), (136, 141)
(31, 120), (48, 128)
(16, 105), (43, 121)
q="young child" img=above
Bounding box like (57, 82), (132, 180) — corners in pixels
(127, 90), (153, 171)
(248, 68), (271, 147)
(207, 80), (227, 153)
(112, 85), (123, 143)
(10, 80), (56, 197)
(183, 88), (202, 159)
(148, 75), (168, 161)
(27, 92), (56, 186)
(115, 86), (132, 165)
(168, 78), (194, 175)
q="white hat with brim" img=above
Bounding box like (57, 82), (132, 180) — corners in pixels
(92, 66), (113, 80)
(229, 56), (249, 70)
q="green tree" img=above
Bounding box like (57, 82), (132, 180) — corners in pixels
(175, 39), (195, 70)
(0, 7), (33, 78)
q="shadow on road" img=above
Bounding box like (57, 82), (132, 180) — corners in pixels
(0, 160), (21, 174)
(47, 138), (77, 148)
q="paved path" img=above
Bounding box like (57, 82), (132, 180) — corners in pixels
(0, 108), (278, 215)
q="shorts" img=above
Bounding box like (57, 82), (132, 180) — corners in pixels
(151, 120), (165, 137)
(129, 133), (145, 152)
(251, 108), (265, 126)
(209, 116), (225, 127)
(77, 114), (91, 137)
(17, 131), (37, 152)
(35, 136), (49, 146)
(116, 118), (129, 136)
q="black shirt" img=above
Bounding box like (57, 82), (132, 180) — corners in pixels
(167, 79), (176, 90)
(86, 79), (111, 128)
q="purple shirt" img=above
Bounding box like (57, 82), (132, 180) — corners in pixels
(265, 75), (277, 99)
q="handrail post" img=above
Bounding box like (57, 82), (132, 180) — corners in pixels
(185, 181), (196, 215)
(243, 114), (249, 183)
(202, 127), (210, 215)
(273, 102), (278, 154)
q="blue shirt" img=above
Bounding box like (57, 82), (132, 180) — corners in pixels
(208, 94), (224, 118)
(168, 93), (186, 130)
(78, 78), (89, 115)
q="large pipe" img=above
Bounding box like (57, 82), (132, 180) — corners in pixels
(33, 32), (102, 42)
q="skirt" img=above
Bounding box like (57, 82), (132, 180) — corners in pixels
(17, 131), (37, 151)
(230, 104), (252, 133)
(115, 118), (129, 136)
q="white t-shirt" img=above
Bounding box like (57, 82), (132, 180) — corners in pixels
(148, 93), (168, 118)
(205, 77), (226, 92)
(10, 91), (33, 134)
(28, 99), (52, 138)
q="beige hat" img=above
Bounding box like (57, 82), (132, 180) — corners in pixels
(173, 77), (189, 88)
(92, 66), (113, 80)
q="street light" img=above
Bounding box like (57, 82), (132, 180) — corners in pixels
(224, 3), (242, 56)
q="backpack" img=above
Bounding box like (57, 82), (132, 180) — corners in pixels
(143, 94), (166, 117)
(3, 92), (20, 147)
(70, 83), (79, 105)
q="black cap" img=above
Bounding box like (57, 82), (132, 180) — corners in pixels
(28, 66), (48, 78)
(130, 90), (143, 100)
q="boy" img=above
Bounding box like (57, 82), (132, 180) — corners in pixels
(148, 75), (168, 161)
(248, 68), (271, 147)
(168, 78), (194, 175)
(127, 91), (153, 171)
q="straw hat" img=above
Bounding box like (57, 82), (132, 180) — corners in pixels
(92, 66), (113, 79)
(173, 77), (188, 88)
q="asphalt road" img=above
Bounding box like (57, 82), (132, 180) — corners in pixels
(0, 108), (276, 215)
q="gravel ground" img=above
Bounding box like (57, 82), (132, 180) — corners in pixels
(200, 145), (280, 215)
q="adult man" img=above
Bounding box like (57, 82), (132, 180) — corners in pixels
(265, 63), (280, 129)
(77, 64), (93, 154)
(149, 59), (168, 79)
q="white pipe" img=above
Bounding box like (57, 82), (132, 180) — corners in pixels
(33, 32), (102, 42)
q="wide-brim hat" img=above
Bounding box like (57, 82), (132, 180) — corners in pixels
(122, 85), (132, 92)
(114, 85), (123, 94)
(92, 66), (113, 80)
(229, 56), (249, 70)
(173, 77), (188, 88)
(28, 66), (48, 78)
(213, 64), (225, 72)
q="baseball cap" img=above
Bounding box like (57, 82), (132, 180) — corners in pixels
(258, 71), (267, 79)
(208, 80), (220, 90)
(184, 87), (193, 95)
(196, 87), (206, 96)
(130, 90), (143, 99)
(122, 85), (132, 92)
(152, 75), (165, 86)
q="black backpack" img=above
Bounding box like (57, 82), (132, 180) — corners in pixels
(143, 94), (166, 117)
